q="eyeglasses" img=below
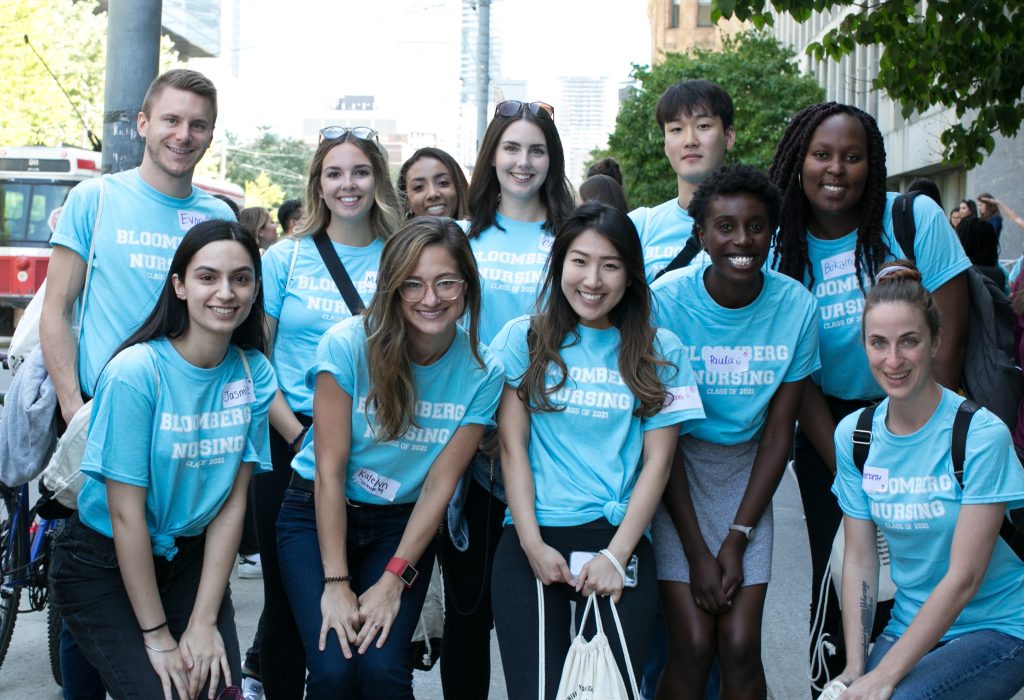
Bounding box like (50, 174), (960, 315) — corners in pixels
(319, 126), (380, 144)
(494, 101), (555, 121)
(399, 278), (466, 302)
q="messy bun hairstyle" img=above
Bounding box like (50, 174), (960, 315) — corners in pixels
(862, 260), (941, 342)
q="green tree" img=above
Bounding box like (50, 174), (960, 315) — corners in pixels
(1, 1), (182, 149)
(244, 171), (285, 211)
(226, 129), (313, 202)
(603, 31), (824, 209)
(720, 0), (1024, 167)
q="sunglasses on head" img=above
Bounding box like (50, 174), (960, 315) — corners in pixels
(318, 126), (380, 144)
(494, 101), (555, 120)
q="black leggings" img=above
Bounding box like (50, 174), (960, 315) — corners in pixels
(245, 418), (311, 699)
(492, 522), (656, 700)
(437, 476), (505, 699)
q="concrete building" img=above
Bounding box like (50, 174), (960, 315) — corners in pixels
(768, 8), (1024, 257)
(557, 76), (619, 184)
(647, 0), (745, 62)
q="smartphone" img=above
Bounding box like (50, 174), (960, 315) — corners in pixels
(568, 551), (638, 588)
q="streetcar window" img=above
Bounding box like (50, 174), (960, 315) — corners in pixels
(0, 182), (73, 245)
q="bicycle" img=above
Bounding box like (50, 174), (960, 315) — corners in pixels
(0, 480), (65, 684)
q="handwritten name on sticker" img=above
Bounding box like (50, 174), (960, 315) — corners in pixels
(661, 385), (703, 413)
(222, 379), (255, 408)
(353, 468), (401, 502)
(821, 251), (856, 281)
(863, 466), (889, 494)
(178, 210), (210, 232)
(701, 346), (751, 373)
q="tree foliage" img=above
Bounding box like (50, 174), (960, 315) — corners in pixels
(244, 171), (286, 211)
(603, 31), (824, 209)
(720, 0), (1024, 167)
(1, 1), (181, 150)
(225, 129), (313, 202)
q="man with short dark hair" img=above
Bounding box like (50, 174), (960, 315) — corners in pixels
(277, 198), (302, 237)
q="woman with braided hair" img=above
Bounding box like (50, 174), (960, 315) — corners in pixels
(767, 102), (971, 692)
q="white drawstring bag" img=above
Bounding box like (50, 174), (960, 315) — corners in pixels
(537, 580), (641, 700)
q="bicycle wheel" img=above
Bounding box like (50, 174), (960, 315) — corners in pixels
(47, 597), (62, 686)
(0, 485), (24, 669)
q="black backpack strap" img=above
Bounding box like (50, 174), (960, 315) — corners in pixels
(951, 400), (980, 487)
(654, 233), (702, 281)
(892, 191), (920, 263)
(312, 231), (366, 315)
(852, 404), (878, 472)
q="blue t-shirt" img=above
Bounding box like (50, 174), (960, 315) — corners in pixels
(78, 338), (276, 560)
(50, 169), (236, 396)
(652, 266), (820, 444)
(291, 316), (504, 503)
(833, 389), (1024, 641)
(782, 192), (970, 400)
(629, 198), (709, 283)
(469, 214), (554, 345)
(491, 317), (705, 528)
(262, 235), (382, 414)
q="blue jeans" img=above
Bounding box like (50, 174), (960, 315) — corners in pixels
(276, 488), (435, 700)
(868, 630), (1024, 699)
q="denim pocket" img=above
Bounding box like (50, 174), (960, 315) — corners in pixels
(65, 523), (119, 570)
(281, 487), (314, 507)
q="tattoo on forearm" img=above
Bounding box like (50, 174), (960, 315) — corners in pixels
(860, 581), (875, 660)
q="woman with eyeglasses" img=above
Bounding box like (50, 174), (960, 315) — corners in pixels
(276, 217), (504, 699)
(241, 127), (403, 698)
(437, 99), (575, 699)
(397, 147), (470, 219)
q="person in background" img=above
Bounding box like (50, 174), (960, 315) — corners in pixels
(41, 68), (234, 700)
(958, 198), (978, 222)
(579, 173), (629, 213)
(239, 207), (279, 252)
(767, 101), (971, 693)
(830, 261), (1024, 700)
(215, 194), (242, 220)
(587, 156), (624, 185)
(958, 216), (1006, 290)
(980, 196), (1024, 284)
(906, 177), (943, 211)
(950, 208), (963, 230)
(978, 192), (1004, 237)
(397, 147), (469, 220)
(277, 199), (302, 237)
(50, 219), (275, 700)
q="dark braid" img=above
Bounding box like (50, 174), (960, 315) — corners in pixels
(768, 102), (891, 291)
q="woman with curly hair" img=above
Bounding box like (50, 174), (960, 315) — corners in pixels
(768, 102), (971, 689)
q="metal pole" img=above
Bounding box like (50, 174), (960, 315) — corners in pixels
(102, 0), (162, 174)
(476, 0), (491, 150)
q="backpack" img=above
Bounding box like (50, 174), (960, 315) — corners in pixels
(892, 191), (1024, 429)
(853, 399), (1024, 560)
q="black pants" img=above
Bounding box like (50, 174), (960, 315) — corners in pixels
(245, 417), (310, 699)
(794, 395), (893, 695)
(437, 476), (505, 699)
(492, 522), (656, 700)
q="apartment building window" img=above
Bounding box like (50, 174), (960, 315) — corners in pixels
(670, 0), (681, 28)
(697, 0), (713, 26)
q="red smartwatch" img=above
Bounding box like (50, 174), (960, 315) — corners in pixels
(385, 556), (419, 589)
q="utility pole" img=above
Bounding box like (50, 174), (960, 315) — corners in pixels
(476, 0), (491, 150)
(102, 0), (162, 174)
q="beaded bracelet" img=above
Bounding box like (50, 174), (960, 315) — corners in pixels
(323, 575), (352, 585)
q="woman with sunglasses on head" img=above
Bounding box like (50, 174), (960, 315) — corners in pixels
(50, 220), (276, 700)
(768, 102), (971, 689)
(491, 201), (704, 699)
(276, 218), (504, 699)
(243, 127), (403, 698)
(829, 261), (1024, 700)
(438, 99), (576, 699)
(397, 147), (470, 220)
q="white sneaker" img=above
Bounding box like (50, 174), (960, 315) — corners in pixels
(238, 554), (263, 579)
(241, 675), (264, 700)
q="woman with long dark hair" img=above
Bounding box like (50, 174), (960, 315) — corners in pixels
(276, 217), (503, 699)
(768, 102), (971, 688)
(50, 220), (276, 700)
(491, 202), (704, 699)
(397, 147), (469, 220)
(438, 100), (576, 699)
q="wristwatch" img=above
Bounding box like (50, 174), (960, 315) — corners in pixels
(729, 524), (754, 540)
(385, 556), (419, 588)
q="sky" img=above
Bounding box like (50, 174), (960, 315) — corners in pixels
(191, 0), (653, 152)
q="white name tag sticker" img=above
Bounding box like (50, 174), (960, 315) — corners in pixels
(222, 379), (255, 408)
(701, 346), (750, 373)
(862, 466), (889, 493)
(353, 468), (401, 502)
(538, 233), (554, 253)
(178, 210), (210, 232)
(821, 251), (856, 281)
(362, 270), (378, 291)
(661, 385), (702, 413)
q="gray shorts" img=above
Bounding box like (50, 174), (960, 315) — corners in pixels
(652, 435), (773, 585)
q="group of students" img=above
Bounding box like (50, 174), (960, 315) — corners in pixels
(41, 67), (1024, 700)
